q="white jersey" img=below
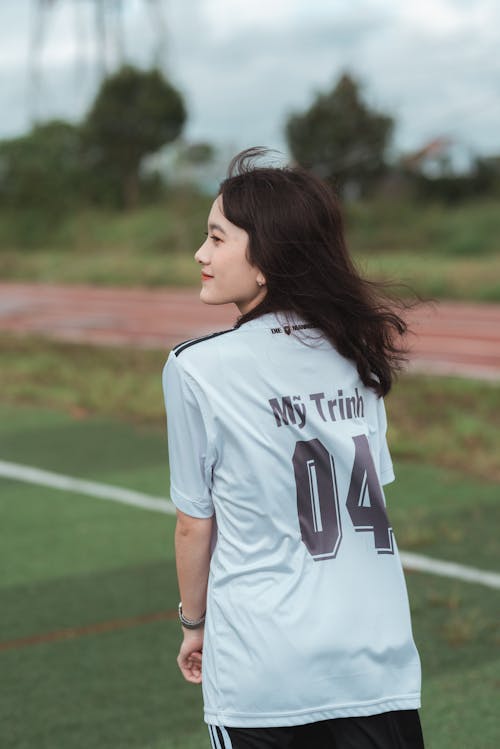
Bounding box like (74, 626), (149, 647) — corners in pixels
(163, 310), (421, 728)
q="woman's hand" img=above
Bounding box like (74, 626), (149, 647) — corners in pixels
(177, 628), (205, 683)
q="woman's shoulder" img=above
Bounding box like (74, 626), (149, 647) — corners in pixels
(171, 326), (237, 360)
(165, 325), (244, 389)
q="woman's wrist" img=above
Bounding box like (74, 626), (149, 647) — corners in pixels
(178, 602), (206, 629)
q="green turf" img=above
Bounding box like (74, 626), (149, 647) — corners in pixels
(422, 659), (499, 749)
(406, 573), (499, 749)
(0, 481), (175, 588)
(0, 620), (205, 749)
(386, 464), (499, 571)
(1, 404), (499, 748)
(0, 403), (169, 492)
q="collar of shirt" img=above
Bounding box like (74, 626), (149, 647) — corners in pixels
(236, 311), (312, 330)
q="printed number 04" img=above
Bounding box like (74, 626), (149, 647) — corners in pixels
(292, 435), (395, 562)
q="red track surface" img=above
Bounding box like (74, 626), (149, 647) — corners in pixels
(1, 282), (499, 381)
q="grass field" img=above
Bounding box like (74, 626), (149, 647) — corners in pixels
(1, 403), (499, 749)
(1, 336), (499, 748)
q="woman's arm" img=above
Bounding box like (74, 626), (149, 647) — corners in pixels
(175, 509), (214, 684)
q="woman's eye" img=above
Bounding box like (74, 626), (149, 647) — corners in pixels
(203, 231), (221, 244)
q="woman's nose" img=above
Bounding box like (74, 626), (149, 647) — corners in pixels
(195, 239), (210, 264)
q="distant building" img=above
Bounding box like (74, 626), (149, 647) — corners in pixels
(401, 137), (476, 178)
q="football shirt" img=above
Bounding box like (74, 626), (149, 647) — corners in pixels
(163, 310), (421, 728)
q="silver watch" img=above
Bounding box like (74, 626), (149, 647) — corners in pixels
(178, 602), (206, 629)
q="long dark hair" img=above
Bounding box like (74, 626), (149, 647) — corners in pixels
(219, 147), (414, 397)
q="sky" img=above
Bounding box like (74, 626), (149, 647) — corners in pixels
(1, 0), (499, 160)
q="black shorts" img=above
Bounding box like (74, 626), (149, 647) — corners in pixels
(208, 709), (424, 749)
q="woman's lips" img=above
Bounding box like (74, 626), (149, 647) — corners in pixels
(201, 272), (213, 280)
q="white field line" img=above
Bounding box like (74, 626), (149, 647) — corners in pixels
(1, 460), (500, 591)
(399, 552), (500, 590)
(0, 460), (175, 515)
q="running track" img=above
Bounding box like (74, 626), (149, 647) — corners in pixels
(1, 282), (499, 381)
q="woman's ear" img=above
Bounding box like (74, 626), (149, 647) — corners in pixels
(256, 273), (266, 288)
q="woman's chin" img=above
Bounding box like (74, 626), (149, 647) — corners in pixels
(199, 289), (225, 306)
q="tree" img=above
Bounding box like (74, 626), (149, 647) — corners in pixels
(286, 73), (394, 197)
(83, 66), (186, 209)
(0, 120), (84, 213)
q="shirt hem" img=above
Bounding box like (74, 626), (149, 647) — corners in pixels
(381, 469), (395, 486)
(204, 694), (421, 728)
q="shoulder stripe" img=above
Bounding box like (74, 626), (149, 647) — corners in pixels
(173, 327), (236, 357)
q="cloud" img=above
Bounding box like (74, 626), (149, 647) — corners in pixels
(167, 1), (395, 148)
(350, 9), (500, 153)
(0, 0), (499, 157)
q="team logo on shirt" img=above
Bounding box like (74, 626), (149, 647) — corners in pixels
(270, 323), (314, 335)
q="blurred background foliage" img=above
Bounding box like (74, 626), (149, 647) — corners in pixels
(0, 68), (499, 299)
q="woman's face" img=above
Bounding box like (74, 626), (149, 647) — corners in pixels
(194, 196), (267, 314)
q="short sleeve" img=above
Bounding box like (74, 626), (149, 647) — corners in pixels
(377, 396), (395, 486)
(162, 352), (215, 518)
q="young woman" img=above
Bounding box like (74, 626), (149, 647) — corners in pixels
(163, 148), (424, 749)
